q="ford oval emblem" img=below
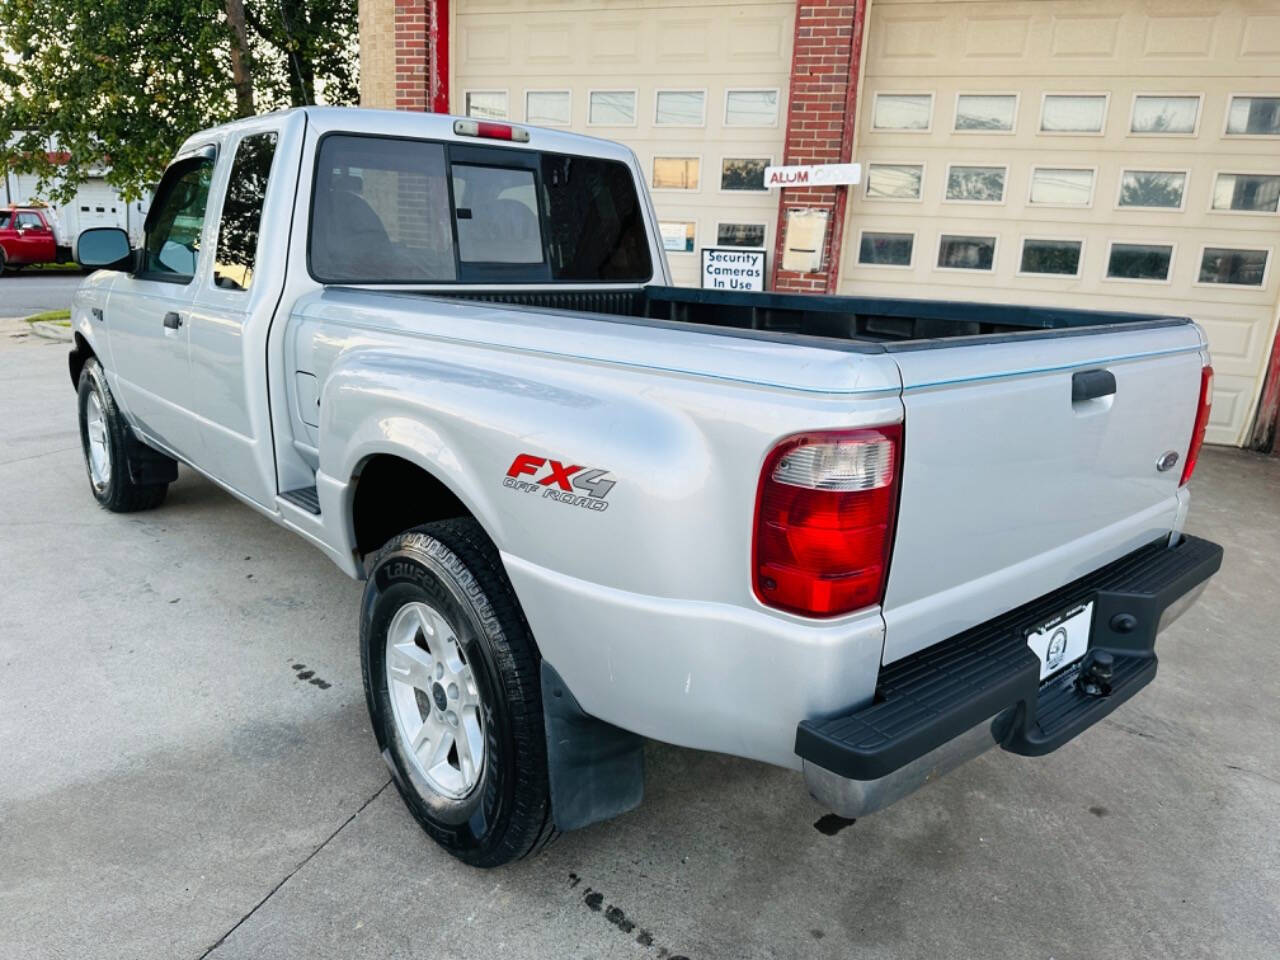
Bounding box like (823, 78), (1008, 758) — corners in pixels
(1156, 450), (1180, 472)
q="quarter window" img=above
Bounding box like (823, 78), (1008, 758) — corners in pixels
(872, 94), (932, 131)
(589, 91), (636, 125)
(1211, 173), (1280, 213)
(142, 155), (215, 282)
(1225, 96), (1280, 135)
(1107, 243), (1173, 281)
(652, 157), (699, 190)
(955, 95), (1016, 132)
(720, 158), (769, 191)
(1020, 238), (1082, 276)
(1040, 95), (1107, 133)
(859, 232), (914, 266)
(655, 90), (705, 126)
(1131, 96), (1199, 134)
(1198, 247), (1268, 286)
(1118, 170), (1186, 209)
(1029, 168), (1094, 206)
(724, 90), (779, 126)
(465, 91), (508, 120)
(865, 163), (923, 200)
(717, 223), (765, 248)
(526, 91), (570, 126)
(213, 132), (278, 291)
(945, 165), (1006, 203)
(937, 235), (995, 271)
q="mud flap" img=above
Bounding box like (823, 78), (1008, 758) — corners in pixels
(541, 661), (644, 832)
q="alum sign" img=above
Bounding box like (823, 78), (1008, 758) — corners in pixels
(764, 162), (861, 188)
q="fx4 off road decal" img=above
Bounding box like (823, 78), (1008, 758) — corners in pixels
(502, 453), (614, 513)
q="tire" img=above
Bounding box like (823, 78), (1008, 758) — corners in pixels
(76, 357), (170, 512)
(361, 518), (556, 867)
(0, 249), (8, 276)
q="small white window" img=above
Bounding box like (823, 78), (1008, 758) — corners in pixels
(1040, 94), (1107, 133)
(937, 235), (996, 271)
(717, 223), (766, 248)
(1029, 167), (1095, 206)
(1019, 238), (1083, 276)
(1118, 171), (1187, 209)
(1211, 173), (1280, 213)
(465, 91), (508, 120)
(652, 157), (700, 191)
(655, 90), (705, 126)
(724, 90), (779, 127)
(589, 90), (636, 126)
(1198, 247), (1269, 286)
(954, 94), (1016, 132)
(945, 165), (1007, 203)
(1225, 96), (1280, 135)
(658, 221), (695, 253)
(872, 93), (933, 131)
(1130, 96), (1199, 135)
(859, 232), (914, 267)
(1106, 243), (1173, 282)
(526, 90), (570, 126)
(865, 163), (924, 200)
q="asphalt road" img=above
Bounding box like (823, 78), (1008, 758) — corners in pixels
(1, 319), (1277, 960)
(0, 271), (83, 316)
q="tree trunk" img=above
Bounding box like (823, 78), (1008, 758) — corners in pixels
(225, 0), (255, 117)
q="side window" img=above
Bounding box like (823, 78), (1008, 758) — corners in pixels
(142, 157), (214, 282)
(213, 132), (278, 290)
(17, 212), (44, 229)
(451, 164), (543, 264)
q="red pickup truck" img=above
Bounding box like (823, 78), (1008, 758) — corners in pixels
(0, 206), (72, 273)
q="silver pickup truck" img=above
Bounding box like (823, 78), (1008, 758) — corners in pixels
(69, 107), (1222, 867)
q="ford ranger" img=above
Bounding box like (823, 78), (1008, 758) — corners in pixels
(68, 108), (1222, 867)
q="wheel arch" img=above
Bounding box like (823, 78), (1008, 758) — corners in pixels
(69, 331), (96, 388)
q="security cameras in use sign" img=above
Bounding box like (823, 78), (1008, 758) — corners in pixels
(701, 248), (766, 291)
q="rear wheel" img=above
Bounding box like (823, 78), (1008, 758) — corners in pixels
(360, 519), (556, 867)
(77, 358), (170, 512)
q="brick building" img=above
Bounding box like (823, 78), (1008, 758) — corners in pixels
(358, 0), (1280, 449)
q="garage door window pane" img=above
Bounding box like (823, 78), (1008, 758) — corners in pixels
(1225, 96), (1280, 135)
(873, 94), (932, 131)
(1212, 173), (1280, 213)
(717, 223), (765, 247)
(659, 221), (695, 253)
(725, 90), (779, 126)
(946, 165), (1006, 202)
(1131, 96), (1199, 134)
(1107, 243), (1172, 281)
(214, 132), (278, 291)
(589, 91), (636, 125)
(652, 157), (699, 190)
(656, 91), (705, 126)
(451, 165), (542, 264)
(1020, 239), (1082, 275)
(1199, 247), (1268, 286)
(1041, 95), (1107, 133)
(1029, 168), (1094, 206)
(526, 91), (570, 126)
(938, 235), (995, 271)
(721, 158), (769, 191)
(465, 91), (507, 120)
(859, 232), (914, 266)
(955, 95), (1016, 131)
(1118, 171), (1186, 209)
(866, 163), (923, 200)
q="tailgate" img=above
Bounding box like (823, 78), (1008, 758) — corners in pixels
(881, 322), (1206, 665)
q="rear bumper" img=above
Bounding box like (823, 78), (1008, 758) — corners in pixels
(799, 533), (1222, 816)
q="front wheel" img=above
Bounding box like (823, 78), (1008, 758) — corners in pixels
(361, 519), (556, 867)
(77, 358), (169, 512)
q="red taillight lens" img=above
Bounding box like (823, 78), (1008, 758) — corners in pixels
(1180, 365), (1213, 486)
(753, 425), (903, 618)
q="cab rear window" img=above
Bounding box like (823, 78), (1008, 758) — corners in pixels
(308, 134), (652, 284)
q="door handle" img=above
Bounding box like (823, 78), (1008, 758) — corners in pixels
(162, 311), (183, 330)
(1072, 368), (1116, 403)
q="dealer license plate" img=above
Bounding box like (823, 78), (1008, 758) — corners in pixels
(1025, 601), (1093, 681)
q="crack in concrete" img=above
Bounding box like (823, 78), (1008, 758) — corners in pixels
(197, 778), (393, 959)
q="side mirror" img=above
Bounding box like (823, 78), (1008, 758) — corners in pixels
(75, 227), (133, 271)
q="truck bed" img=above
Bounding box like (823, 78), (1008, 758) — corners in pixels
(434, 284), (1189, 349)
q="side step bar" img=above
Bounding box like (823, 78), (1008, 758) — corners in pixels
(280, 485), (321, 514)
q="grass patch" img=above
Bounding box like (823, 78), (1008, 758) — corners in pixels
(27, 261), (83, 273)
(25, 309), (72, 326)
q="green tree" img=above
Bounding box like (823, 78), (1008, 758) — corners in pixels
(0, 0), (357, 202)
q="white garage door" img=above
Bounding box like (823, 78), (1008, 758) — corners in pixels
(842, 0), (1280, 446)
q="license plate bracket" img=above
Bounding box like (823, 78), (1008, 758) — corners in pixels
(1025, 601), (1094, 682)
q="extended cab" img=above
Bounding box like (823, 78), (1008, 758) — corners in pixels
(0, 205), (72, 273)
(68, 108), (1221, 866)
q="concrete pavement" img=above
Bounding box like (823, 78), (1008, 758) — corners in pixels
(0, 270), (83, 316)
(1, 325), (1277, 960)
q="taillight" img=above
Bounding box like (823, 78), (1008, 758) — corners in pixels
(452, 119), (531, 143)
(753, 425), (903, 618)
(1180, 364), (1213, 486)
